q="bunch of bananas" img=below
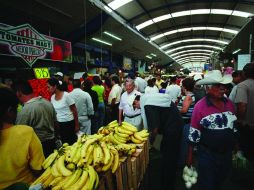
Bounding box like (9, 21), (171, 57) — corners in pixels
(99, 120), (149, 145)
(32, 164), (99, 190)
(32, 121), (149, 189)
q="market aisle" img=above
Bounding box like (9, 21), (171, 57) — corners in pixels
(141, 148), (254, 190)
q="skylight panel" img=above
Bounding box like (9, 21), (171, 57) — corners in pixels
(108, 0), (133, 10)
(211, 9), (232, 15)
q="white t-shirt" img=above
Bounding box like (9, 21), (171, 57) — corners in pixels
(108, 84), (122, 104)
(145, 86), (159, 94)
(165, 84), (181, 103)
(119, 90), (141, 116)
(51, 92), (75, 122)
(135, 77), (147, 93)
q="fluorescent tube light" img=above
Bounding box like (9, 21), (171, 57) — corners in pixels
(104, 31), (122, 41)
(92, 38), (112, 46)
(232, 48), (241, 54)
(151, 53), (157, 57)
(170, 49), (214, 57)
(108, 0), (133, 10)
(165, 45), (223, 54)
(146, 55), (152, 59)
(160, 38), (228, 49)
(136, 9), (253, 30)
(173, 53), (211, 60)
(150, 26), (238, 41)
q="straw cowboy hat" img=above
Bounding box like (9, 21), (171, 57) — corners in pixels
(196, 70), (232, 85)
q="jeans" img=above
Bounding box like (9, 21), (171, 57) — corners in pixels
(179, 123), (190, 167)
(197, 145), (232, 190)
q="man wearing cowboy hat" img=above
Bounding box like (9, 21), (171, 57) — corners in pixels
(186, 70), (237, 190)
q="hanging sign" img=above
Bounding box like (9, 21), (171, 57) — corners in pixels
(0, 23), (72, 67)
(33, 68), (50, 79)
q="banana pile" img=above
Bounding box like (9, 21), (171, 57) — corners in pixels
(32, 121), (149, 189)
(98, 120), (149, 145)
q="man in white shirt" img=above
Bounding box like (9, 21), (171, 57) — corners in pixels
(69, 79), (94, 135)
(119, 79), (142, 130)
(108, 75), (122, 122)
(165, 76), (181, 104)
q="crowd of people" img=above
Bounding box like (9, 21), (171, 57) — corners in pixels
(0, 62), (254, 190)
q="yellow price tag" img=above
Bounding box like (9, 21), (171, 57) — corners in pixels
(33, 68), (50, 79)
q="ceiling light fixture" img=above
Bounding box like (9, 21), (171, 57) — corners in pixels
(150, 26), (238, 41)
(173, 53), (211, 60)
(104, 31), (122, 41)
(136, 9), (253, 30)
(92, 38), (112, 46)
(160, 38), (228, 49)
(146, 55), (152, 59)
(107, 0), (133, 11)
(151, 53), (157, 57)
(165, 44), (223, 54)
(232, 48), (241, 54)
(170, 49), (214, 57)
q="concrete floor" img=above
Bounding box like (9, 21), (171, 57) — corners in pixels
(140, 148), (254, 190)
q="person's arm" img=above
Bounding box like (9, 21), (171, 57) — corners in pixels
(180, 95), (192, 113)
(118, 108), (123, 125)
(70, 104), (79, 132)
(236, 102), (247, 124)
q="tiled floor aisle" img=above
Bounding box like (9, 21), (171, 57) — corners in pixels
(140, 148), (254, 190)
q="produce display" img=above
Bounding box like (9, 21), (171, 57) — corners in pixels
(182, 166), (198, 189)
(31, 120), (149, 190)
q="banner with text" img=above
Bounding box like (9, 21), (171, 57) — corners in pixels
(0, 23), (72, 67)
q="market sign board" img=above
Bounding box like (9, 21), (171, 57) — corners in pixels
(33, 68), (50, 79)
(0, 23), (72, 67)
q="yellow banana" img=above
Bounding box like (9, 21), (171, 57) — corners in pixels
(72, 145), (82, 164)
(102, 152), (114, 171)
(128, 148), (136, 155)
(83, 144), (94, 162)
(115, 127), (130, 138)
(51, 162), (61, 177)
(117, 126), (134, 135)
(87, 165), (97, 190)
(81, 135), (103, 158)
(131, 135), (143, 144)
(134, 132), (145, 141)
(111, 150), (119, 173)
(31, 167), (51, 186)
(93, 144), (104, 166)
(122, 121), (138, 132)
(42, 173), (54, 189)
(113, 133), (127, 143)
(49, 176), (64, 187)
(69, 169), (89, 190)
(108, 120), (118, 126)
(42, 150), (58, 169)
(62, 168), (82, 189)
(87, 152), (94, 165)
(56, 155), (72, 176)
(100, 142), (111, 165)
(94, 168), (99, 189)
(80, 173), (90, 190)
(109, 133), (124, 145)
(137, 130), (149, 138)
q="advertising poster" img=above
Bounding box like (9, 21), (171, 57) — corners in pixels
(0, 23), (72, 67)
